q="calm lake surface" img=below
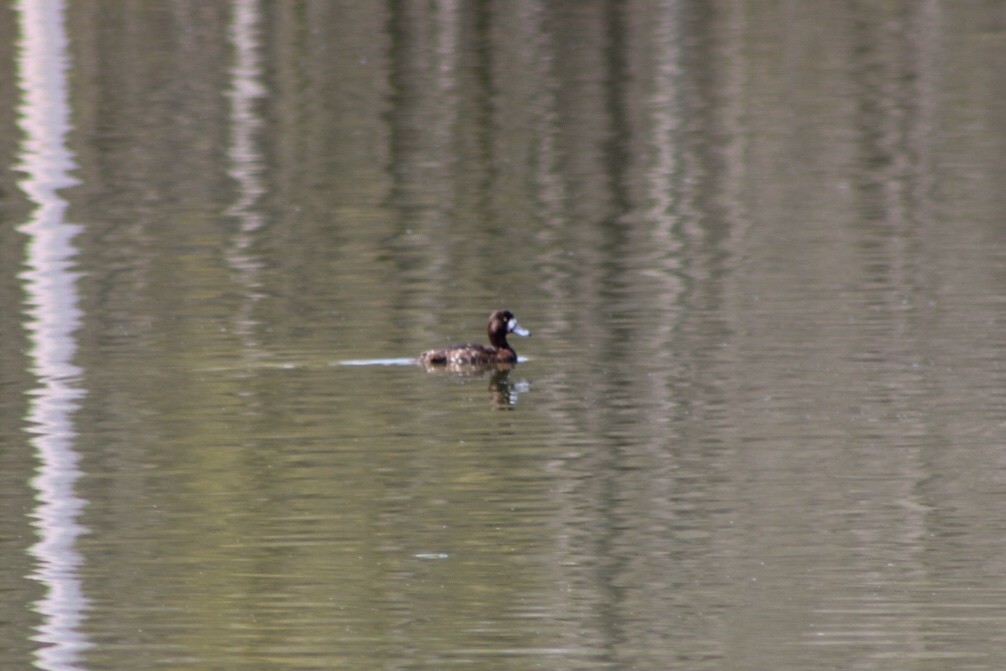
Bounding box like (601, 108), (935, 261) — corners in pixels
(3, 1), (1006, 670)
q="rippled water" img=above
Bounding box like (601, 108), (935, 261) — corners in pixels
(4, 2), (1006, 670)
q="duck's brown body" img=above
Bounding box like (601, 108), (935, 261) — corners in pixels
(419, 309), (530, 366)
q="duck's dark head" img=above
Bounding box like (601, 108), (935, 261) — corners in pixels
(487, 309), (530, 348)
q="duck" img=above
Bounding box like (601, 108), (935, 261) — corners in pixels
(419, 309), (531, 366)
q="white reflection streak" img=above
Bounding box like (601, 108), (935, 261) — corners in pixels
(16, 1), (90, 670)
(226, 0), (266, 245)
(225, 0), (267, 338)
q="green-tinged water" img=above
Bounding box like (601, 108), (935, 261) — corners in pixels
(3, 2), (1006, 670)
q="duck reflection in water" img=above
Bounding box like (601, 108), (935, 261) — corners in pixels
(487, 366), (531, 408)
(420, 362), (529, 408)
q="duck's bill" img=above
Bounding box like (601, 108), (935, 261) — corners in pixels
(508, 318), (531, 337)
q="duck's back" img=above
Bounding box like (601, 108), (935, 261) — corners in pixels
(419, 343), (514, 365)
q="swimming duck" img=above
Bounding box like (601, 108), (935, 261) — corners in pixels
(419, 309), (531, 365)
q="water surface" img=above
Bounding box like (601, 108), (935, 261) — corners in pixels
(3, 2), (1006, 670)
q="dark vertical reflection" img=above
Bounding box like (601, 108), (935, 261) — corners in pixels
(15, 0), (90, 669)
(385, 0), (472, 311)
